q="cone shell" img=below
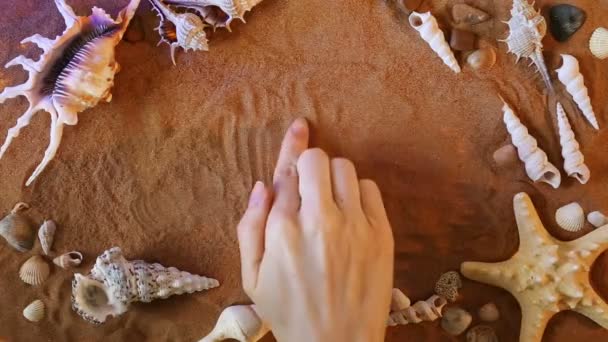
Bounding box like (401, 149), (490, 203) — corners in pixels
(0, 203), (35, 252)
(587, 211), (608, 228)
(441, 307), (472, 336)
(38, 220), (56, 255)
(23, 300), (45, 322)
(478, 302), (500, 322)
(590, 27), (608, 60)
(555, 202), (585, 232)
(54, 251), (83, 269)
(19, 255), (50, 286)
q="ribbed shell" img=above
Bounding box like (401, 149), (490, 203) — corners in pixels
(164, 0), (264, 29)
(555, 202), (585, 232)
(556, 55), (599, 130)
(23, 300), (45, 322)
(19, 255), (50, 286)
(409, 12), (461, 73)
(590, 28), (608, 60)
(556, 102), (590, 184)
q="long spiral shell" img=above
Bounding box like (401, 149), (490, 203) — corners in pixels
(556, 102), (590, 184)
(556, 54), (599, 130)
(502, 100), (561, 188)
(387, 295), (448, 326)
(409, 12), (460, 73)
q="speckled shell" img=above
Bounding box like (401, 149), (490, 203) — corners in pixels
(556, 55), (599, 130)
(441, 307), (473, 336)
(23, 300), (45, 322)
(409, 12), (461, 73)
(435, 270), (462, 302)
(19, 255), (50, 286)
(53, 251), (83, 269)
(588, 211), (608, 228)
(590, 28), (608, 60)
(0, 203), (34, 252)
(72, 247), (220, 324)
(200, 305), (269, 342)
(556, 102), (590, 184)
(555, 202), (585, 232)
(38, 220), (56, 255)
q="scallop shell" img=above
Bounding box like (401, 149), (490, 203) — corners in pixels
(38, 220), (56, 255)
(590, 28), (608, 60)
(0, 0), (140, 186)
(556, 54), (599, 130)
(23, 300), (45, 322)
(54, 251), (83, 269)
(478, 302), (500, 322)
(555, 202), (585, 232)
(466, 325), (498, 342)
(19, 255), (51, 286)
(587, 211), (608, 228)
(466, 47), (497, 70)
(0, 202), (35, 252)
(441, 307), (472, 336)
(164, 0), (264, 30)
(149, 0), (209, 65)
(409, 11), (461, 73)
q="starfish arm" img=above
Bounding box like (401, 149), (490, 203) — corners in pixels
(575, 292), (608, 329)
(461, 260), (514, 290)
(568, 225), (608, 262)
(513, 193), (555, 250)
(519, 301), (553, 342)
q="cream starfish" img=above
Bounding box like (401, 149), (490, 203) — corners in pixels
(461, 193), (608, 342)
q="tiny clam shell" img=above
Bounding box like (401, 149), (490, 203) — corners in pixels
(38, 220), (56, 255)
(53, 251), (83, 269)
(478, 302), (500, 322)
(23, 299), (45, 322)
(467, 47), (497, 70)
(588, 211), (608, 228)
(590, 27), (608, 60)
(466, 325), (498, 342)
(555, 202), (585, 232)
(19, 255), (50, 286)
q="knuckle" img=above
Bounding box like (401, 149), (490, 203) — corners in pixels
(299, 148), (328, 165)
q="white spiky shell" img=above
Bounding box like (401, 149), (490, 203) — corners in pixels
(409, 12), (461, 73)
(199, 305), (269, 342)
(19, 255), (50, 286)
(556, 102), (590, 184)
(556, 55), (599, 130)
(587, 211), (608, 228)
(0, 0), (140, 186)
(555, 202), (585, 232)
(501, 100), (561, 188)
(38, 220), (56, 255)
(53, 251), (83, 269)
(590, 28), (608, 60)
(23, 300), (45, 322)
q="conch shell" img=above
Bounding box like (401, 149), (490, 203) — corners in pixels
(387, 294), (448, 326)
(72, 247), (219, 324)
(53, 251), (83, 269)
(199, 305), (269, 342)
(149, 0), (209, 65)
(164, 0), (264, 30)
(556, 102), (590, 184)
(502, 0), (553, 91)
(408, 12), (461, 73)
(556, 54), (599, 130)
(502, 100), (561, 188)
(0, 0), (140, 186)
(38, 220), (56, 255)
(0, 202), (35, 252)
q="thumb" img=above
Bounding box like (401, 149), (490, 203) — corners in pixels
(237, 181), (271, 295)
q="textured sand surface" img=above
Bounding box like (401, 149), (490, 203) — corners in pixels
(0, 0), (607, 341)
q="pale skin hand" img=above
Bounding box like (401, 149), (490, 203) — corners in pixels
(237, 118), (395, 342)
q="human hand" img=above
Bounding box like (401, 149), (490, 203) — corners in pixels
(237, 118), (394, 342)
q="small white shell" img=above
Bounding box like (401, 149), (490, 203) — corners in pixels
(38, 220), (56, 255)
(53, 251), (83, 269)
(556, 55), (599, 130)
(19, 255), (50, 286)
(467, 47), (497, 70)
(441, 307), (473, 336)
(555, 202), (585, 232)
(478, 302), (500, 322)
(587, 211), (608, 228)
(556, 102), (590, 184)
(391, 288), (411, 311)
(23, 299), (45, 322)
(590, 27), (608, 60)
(409, 12), (461, 73)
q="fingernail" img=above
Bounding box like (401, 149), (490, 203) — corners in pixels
(248, 181), (265, 207)
(290, 118), (307, 137)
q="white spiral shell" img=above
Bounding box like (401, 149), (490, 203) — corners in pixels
(555, 202), (585, 232)
(502, 100), (561, 188)
(556, 55), (598, 130)
(19, 255), (50, 286)
(23, 300), (45, 322)
(556, 102), (590, 184)
(387, 295), (448, 326)
(409, 12), (461, 73)
(590, 27), (608, 60)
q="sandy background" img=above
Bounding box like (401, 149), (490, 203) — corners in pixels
(0, 0), (607, 341)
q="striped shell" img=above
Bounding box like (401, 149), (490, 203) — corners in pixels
(19, 255), (51, 286)
(555, 202), (585, 232)
(23, 300), (45, 322)
(590, 27), (608, 60)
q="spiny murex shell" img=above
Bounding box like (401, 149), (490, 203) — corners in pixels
(19, 255), (51, 286)
(164, 0), (264, 30)
(54, 251), (83, 269)
(149, 0), (209, 65)
(556, 54), (599, 130)
(199, 305), (269, 342)
(38, 220), (56, 255)
(556, 102), (590, 184)
(555, 202), (585, 232)
(71, 246), (220, 324)
(502, 0), (553, 91)
(0, 0), (140, 186)
(409, 12), (461, 73)
(502, 99), (561, 188)
(0, 202), (35, 252)
(23, 299), (45, 322)
(590, 28), (608, 60)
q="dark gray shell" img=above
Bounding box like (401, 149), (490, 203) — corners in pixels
(549, 5), (586, 42)
(0, 212), (34, 252)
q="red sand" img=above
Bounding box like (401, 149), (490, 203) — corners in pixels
(0, 0), (607, 341)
